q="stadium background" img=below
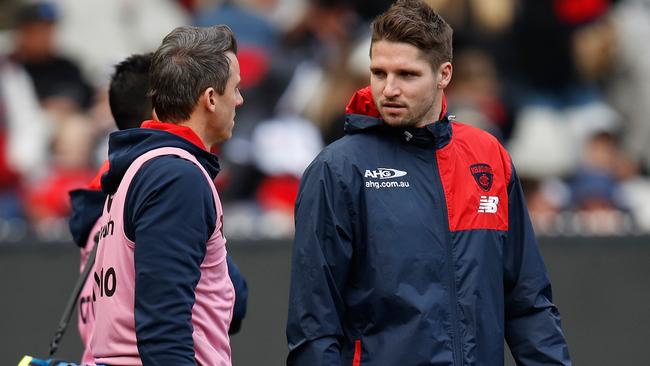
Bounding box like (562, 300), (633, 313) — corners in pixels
(1, 0), (650, 364)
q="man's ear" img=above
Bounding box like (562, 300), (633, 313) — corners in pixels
(437, 62), (453, 89)
(203, 87), (217, 112)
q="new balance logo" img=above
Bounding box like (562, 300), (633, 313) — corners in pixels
(478, 196), (499, 213)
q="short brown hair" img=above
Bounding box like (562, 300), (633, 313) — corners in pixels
(150, 25), (237, 123)
(371, 0), (453, 69)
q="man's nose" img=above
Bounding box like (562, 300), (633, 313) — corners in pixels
(383, 75), (401, 98)
(236, 90), (244, 107)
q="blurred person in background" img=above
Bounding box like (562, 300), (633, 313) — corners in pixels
(520, 177), (569, 235)
(89, 25), (242, 365)
(0, 55), (50, 221)
(287, 0), (571, 364)
(7, 2), (100, 232)
(233, 0), (365, 224)
(25, 114), (95, 232)
(50, 0), (190, 87)
(69, 51), (248, 364)
(445, 48), (508, 140)
(588, 0), (650, 232)
(567, 130), (636, 235)
(278, 0), (363, 133)
(607, 0), (650, 176)
(506, 0), (622, 180)
(10, 1), (94, 118)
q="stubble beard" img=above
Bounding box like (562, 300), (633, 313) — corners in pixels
(379, 98), (436, 128)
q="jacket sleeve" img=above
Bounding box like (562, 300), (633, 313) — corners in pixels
(286, 157), (354, 366)
(504, 163), (572, 365)
(125, 157), (216, 366)
(227, 255), (248, 335)
(68, 189), (105, 248)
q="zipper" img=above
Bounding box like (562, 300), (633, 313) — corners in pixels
(432, 152), (463, 366)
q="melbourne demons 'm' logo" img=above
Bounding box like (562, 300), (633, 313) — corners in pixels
(470, 163), (494, 191)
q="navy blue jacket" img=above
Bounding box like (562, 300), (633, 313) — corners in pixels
(287, 92), (571, 365)
(69, 127), (247, 364)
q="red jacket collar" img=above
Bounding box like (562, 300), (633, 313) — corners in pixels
(140, 120), (208, 151)
(345, 86), (448, 121)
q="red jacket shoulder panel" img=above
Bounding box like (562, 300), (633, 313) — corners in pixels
(437, 122), (511, 231)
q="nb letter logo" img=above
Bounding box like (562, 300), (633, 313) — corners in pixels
(478, 196), (499, 213)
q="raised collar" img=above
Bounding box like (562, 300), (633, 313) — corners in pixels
(141, 120), (207, 151)
(344, 87), (453, 149)
(344, 113), (453, 150)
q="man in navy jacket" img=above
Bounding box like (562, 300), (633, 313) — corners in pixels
(69, 54), (248, 349)
(286, 1), (571, 365)
(74, 26), (244, 365)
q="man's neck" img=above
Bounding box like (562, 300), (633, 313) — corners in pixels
(416, 92), (445, 128)
(434, 90), (447, 122)
(178, 116), (212, 151)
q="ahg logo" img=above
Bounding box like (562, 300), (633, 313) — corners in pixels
(364, 168), (408, 180)
(478, 196), (499, 213)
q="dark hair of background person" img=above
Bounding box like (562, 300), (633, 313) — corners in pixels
(371, 0), (453, 69)
(14, 1), (59, 26)
(108, 53), (153, 130)
(149, 25), (238, 123)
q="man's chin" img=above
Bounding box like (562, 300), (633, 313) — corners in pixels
(382, 115), (412, 128)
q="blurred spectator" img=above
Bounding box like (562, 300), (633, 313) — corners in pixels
(522, 177), (570, 235)
(276, 0), (366, 135)
(251, 115), (323, 214)
(0, 55), (50, 220)
(51, 0), (189, 87)
(513, 0), (595, 98)
(446, 48), (508, 139)
(605, 0), (650, 174)
(1, 0), (650, 239)
(523, 129), (641, 236)
(506, 0), (623, 180)
(567, 130), (636, 235)
(176, 0), (199, 13)
(283, 0), (358, 51)
(25, 115), (95, 227)
(10, 2), (94, 117)
(194, 0), (278, 52)
(319, 34), (372, 144)
(437, 0), (516, 66)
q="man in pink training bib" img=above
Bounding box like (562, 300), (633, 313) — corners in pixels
(90, 25), (243, 365)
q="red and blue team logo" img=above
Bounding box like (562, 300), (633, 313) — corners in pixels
(470, 163), (494, 191)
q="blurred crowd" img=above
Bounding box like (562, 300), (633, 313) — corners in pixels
(1, 0), (650, 242)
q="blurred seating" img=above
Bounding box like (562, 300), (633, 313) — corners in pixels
(0, 0), (650, 240)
